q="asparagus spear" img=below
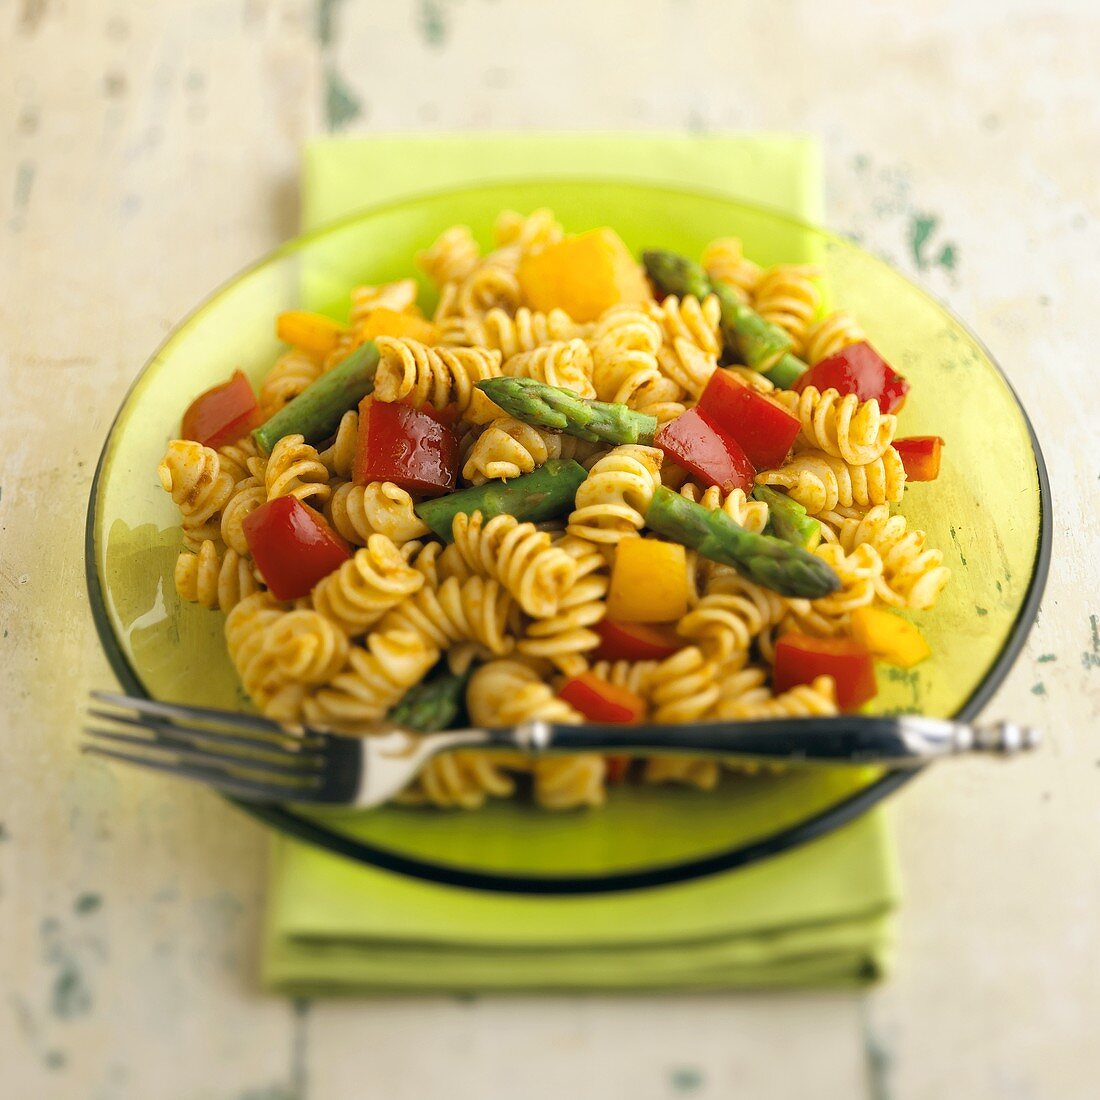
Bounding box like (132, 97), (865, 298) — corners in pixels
(753, 485), (822, 550)
(641, 249), (808, 386)
(415, 459), (588, 541)
(645, 486), (839, 598)
(252, 341), (380, 454)
(389, 669), (470, 732)
(477, 377), (657, 445)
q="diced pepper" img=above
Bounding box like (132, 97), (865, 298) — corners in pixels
(773, 633), (877, 712)
(793, 341), (910, 415)
(697, 370), (801, 469)
(604, 755), (632, 783)
(353, 397), (458, 497)
(593, 619), (683, 661)
(559, 672), (645, 724)
(242, 496), (350, 601)
(276, 311), (347, 358)
(893, 436), (944, 481)
(517, 228), (651, 323)
(357, 308), (438, 345)
(181, 371), (262, 450)
(655, 408), (756, 495)
(606, 538), (690, 623)
(850, 607), (932, 669)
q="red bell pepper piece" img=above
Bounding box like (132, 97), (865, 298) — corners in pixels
(402, 396), (462, 429)
(604, 755), (632, 784)
(794, 342), (910, 415)
(181, 370), (261, 450)
(773, 633), (877, 712)
(697, 370), (801, 469)
(655, 408), (756, 494)
(559, 672), (645, 724)
(242, 496), (350, 601)
(593, 620), (683, 662)
(353, 397), (458, 496)
(893, 436), (944, 481)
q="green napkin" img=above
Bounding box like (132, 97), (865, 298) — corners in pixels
(262, 134), (900, 994)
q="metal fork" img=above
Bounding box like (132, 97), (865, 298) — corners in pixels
(83, 692), (1041, 810)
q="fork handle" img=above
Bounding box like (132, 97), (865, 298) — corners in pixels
(513, 715), (1039, 767)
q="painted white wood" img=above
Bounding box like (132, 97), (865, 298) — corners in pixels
(1, 2), (1096, 1097)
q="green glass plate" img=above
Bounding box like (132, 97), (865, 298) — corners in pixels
(86, 179), (1051, 893)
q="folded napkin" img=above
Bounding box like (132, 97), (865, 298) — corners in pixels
(262, 133), (900, 994)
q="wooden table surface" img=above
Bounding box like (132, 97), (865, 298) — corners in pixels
(2, 2), (1098, 1097)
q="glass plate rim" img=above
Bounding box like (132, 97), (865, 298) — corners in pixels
(84, 176), (1054, 894)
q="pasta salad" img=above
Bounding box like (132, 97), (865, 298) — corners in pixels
(157, 209), (949, 810)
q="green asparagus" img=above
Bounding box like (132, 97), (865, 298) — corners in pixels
(753, 485), (822, 550)
(645, 486), (839, 598)
(252, 341), (379, 454)
(389, 669), (470, 732)
(476, 377), (657, 445)
(414, 459), (588, 541)
(642, 249), (809, 386)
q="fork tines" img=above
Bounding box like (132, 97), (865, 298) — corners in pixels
(82, 693), (327, 803)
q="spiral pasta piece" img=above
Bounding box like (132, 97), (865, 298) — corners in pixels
(466, 661), (603, 810)
(380, 573), (516, 658)
(648, 646), (721, 723)
(439, 306), (584, 357)
(349, 278), (420, 325)
(588, 659), (658, 699)
(174, 541), (259, 612)
(226, 595), (350, 723)
(753, 264), (822, 356)
(219, 475), (267, 556)
(450, 511), (577, 619)
(502, 339), (596, 398)
(417, 225), (480, 287)
(835, 505), (951, 610)
(676, 580), (787, 663)
(721, 675), (838, 719)
(158, 440), (236, 550)
(264, 434), (331, 507)
(773, 386), (896, 466)
(398, 752), (519, 810)
(217, 435), (262, 485)
(517, 534), (609, 674)
(701, 237), (762, 302)
(318, 410), (359, 478)
(783, 542), (881, 637)
(756, 447), (906, 515)
(679, 482), (769, 534)
(311, 536), (425, 635)
(647, 295), (721, 398)
(260, 349), (323, 418)
(461, 416), (559, 484)
(804, 310), (865, 365)
(588, 305), (678, 416)
(373, 336), (503, 423)
(567, 445), (663, 545)
(467, 660), (581, 727)
(302, 630), (439, 732)
(712, 659), (772, 719)
(325, 480), (429, 546)
(493, 207), (563, 255)
(450, 262), (523, 319)
(643, 756), (720, 791)
(534, 755), (608, 811)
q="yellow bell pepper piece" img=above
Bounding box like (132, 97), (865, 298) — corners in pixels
(850, 607), (931, 668)
(276, 311), (347, 357)
(357, 308), (439, 344)
(518, 228), (652, 323)
(606, 538), (690, 623)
